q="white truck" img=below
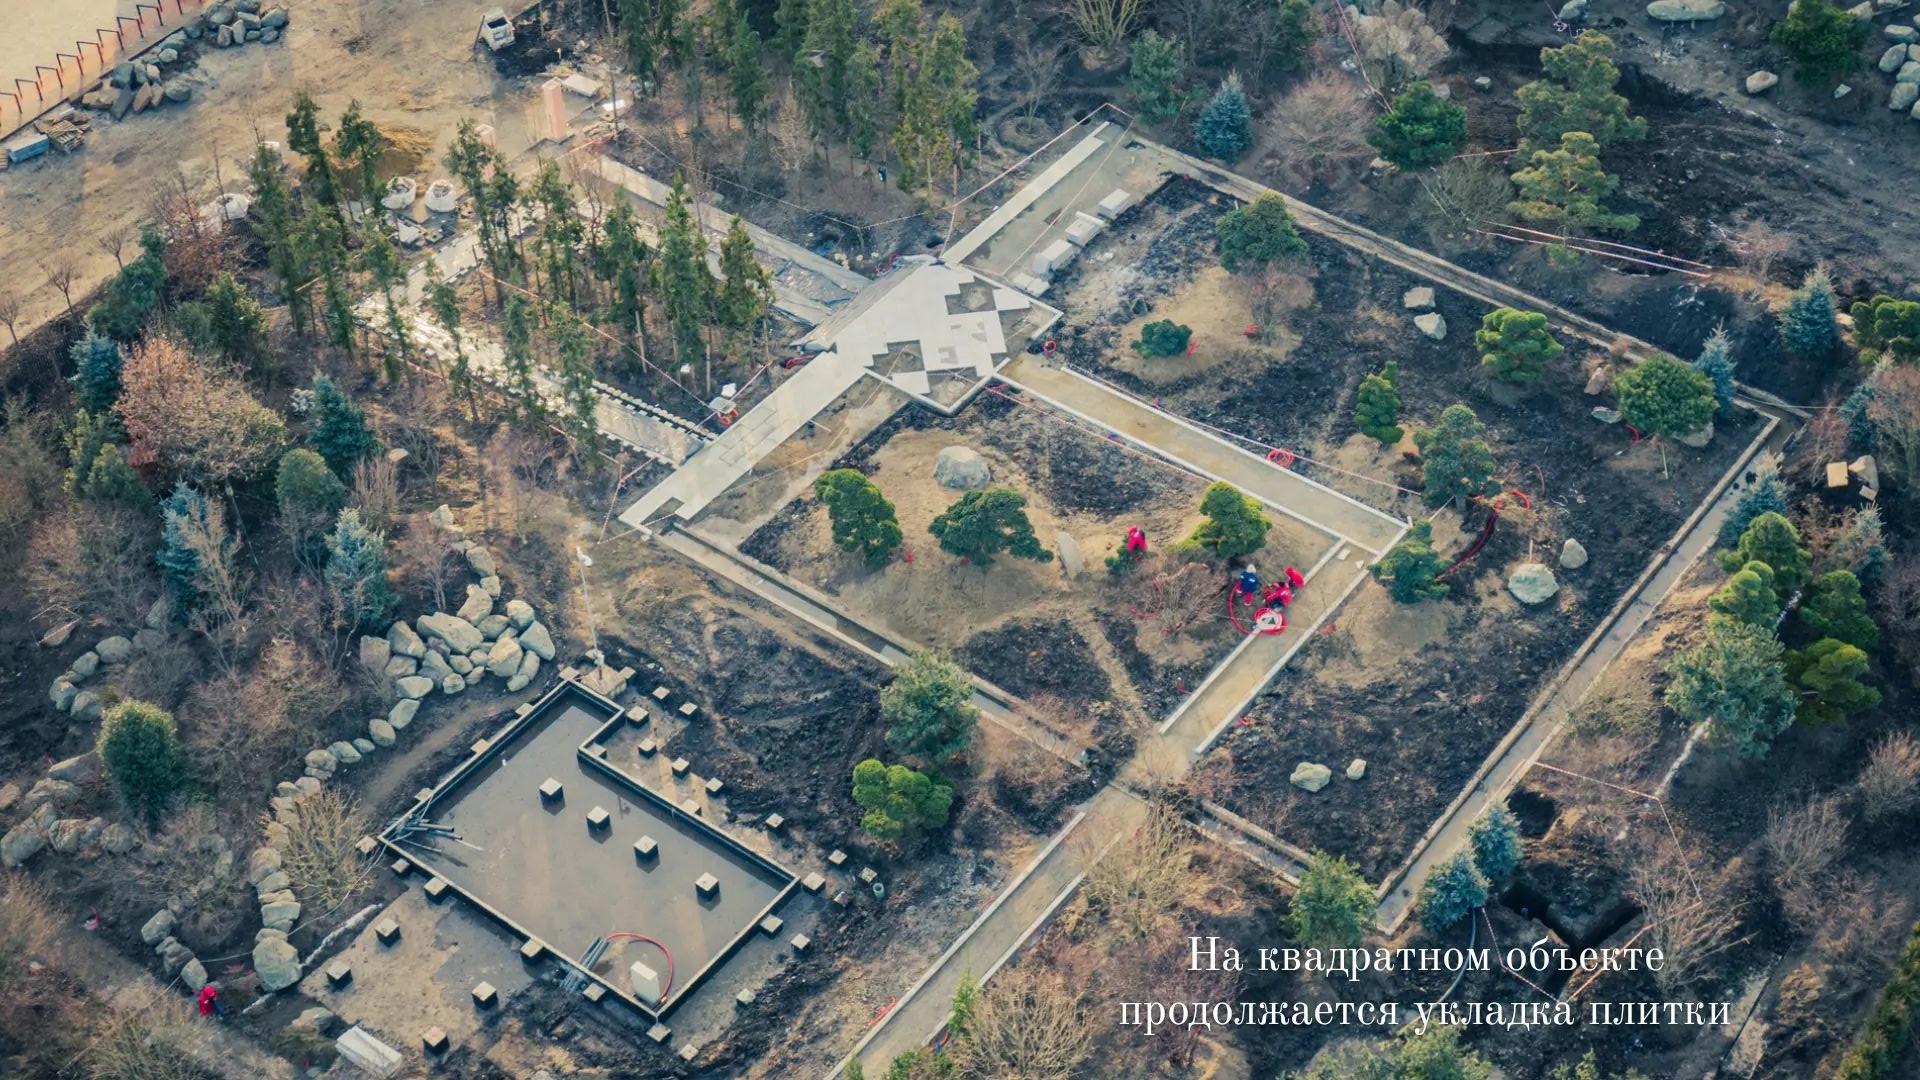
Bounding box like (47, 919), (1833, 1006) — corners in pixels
(478, 8), (516, 51)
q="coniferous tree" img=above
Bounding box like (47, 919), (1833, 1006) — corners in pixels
(97, 700), (190, 823)
(286, 91), (342, 214)
(881, 649), (979, 761)
(728, 14), (767, 133)
(799, 0), (857, 136)
(1286, 853), (1377, 949)
(1355, 362), (1404, 446)
(816, 468), (904, 566)
(1416, 404), (1501, 507)
(1509, 132), (1639, 261)
(1476, 308), (1565, 383)
(69, 335), (124, 413)
(203, 272), (268, 371)
(1771, 0), (1870, 85)
(532, 162), (585, 306)
(1667, 620), (1795, 756)
(1787, 638), (1879, 725)
(1693, 325), (1737, 418)
(1717, 467), (1788, 546)
(1193, 72), (1252, 160)
(248, 143), (306, 336)
(929, 489), (1052, 566)
(1215, 192), (1307, 274)
(846, 41), (883, 163)
(657, 176), (716, 367)
(716, 216), (775, 330)
(334, 101), (386, 204)
(1370, 81), (1468, 171)
(1779, 267), (1840, 360)
(1184, 481), (1270, 561)
(597, 199), (652, 346)
(1723, 511), (1810, 600)
(309, 375), (380, 476)
(1613, 355), (1715, 441)
(1709, 561), (1780, 631)
(1796, 570), (1878, 652)
(548, 302), (602, 459)
(501, 291), (544, 421)
(1372, 521), (1449, 603)
(851, 759), (954, 840)
(359, 224), (412, 381)
(424, 263), (473, 412)
(157, 482), (218, 605)
(1514, 31), (1646, 155)
(1468, 801), (1523, 880)
(82, 444), (147, 509)
(1851, 295), (1920, 364)
(324, 508), (395, 629)
(1126, 30), (1188, 125)
(1416, 851), (1488, 934)
(64, 409), (123, 498)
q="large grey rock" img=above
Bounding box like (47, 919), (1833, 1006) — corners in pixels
(388, 621), (427, 659)
(0, 805), (55, 866)
(1646, 0), (1725, 18)
(934, 447), (992, 489)
(328, 741), (363, 766)
(1889, 25), (1918, 44)
(352, 738), (376, 756)
(132, 628), (166, 653)
(505, 599), (536, 631)
(0, 784), (18, 813)
(1402, 286), (1436, 311)
(261, 900), (302, 932)
(294, 776), (321, 796)
(1346, 758), (1368, 780)
(1881, 43), (1912, 72)
(69, 651), (101, 679)
(1054, 531), (1085, 579)
(1414, 312), (1448, 341)
(359, 634), (392, 672)
(254, 937), (301, 991)
(247, 846), (281, 884)
(441, 674), (467, 695)
(480, 575), (502, 597)
(96, 636), (134, 664)
(520, 621), (556, 661)
(1744, 70), (1779, 94)
(181, 958), (209, 992)
(290, 1007), (334, 1036)
(101, 823), (138, 854)
(456, 584), (493, 624)
(417, 613), (483, 654)
(419, 649), (453, 683)
(47, 753), (98, 783)
(70, 691), (103, 723)
(303, 749), (338, 776)
(49, 817), (103, 854)
(384, 656), (418, 679)
(369, 719), (397, 748)
(389, 699), (421, 730)
(1677, 421), (1714, 448)
(1559, 538), (1589, 569)
(507, 651), (540, 693)
(23, 778), (79, 811)
(49, 680), (78, 712)
(487, 635), (524, 678)
(141, 909), (177, 945)
(1508, 562), (1561, 605)
(254, 871), (290, 897)
(1290, 762), (1333, 792)
(262, 7), (290, 29)
(478, 614), (510, 640)
(395, 675), (434, 700)
(1899, 61), (1920, 85)
(467, 546), (497, 577)
(1896, 82), (1920, 111)
(449, 654), (474, 676)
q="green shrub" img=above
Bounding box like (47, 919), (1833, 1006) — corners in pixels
(1185, 482), (1270, 562)
(1132, 319), (1193, 358)
(1415, 851), (1487, 934)
(881, 651), (979, 763)
(98, 700), (191, 821)
(851, 759), (954, 841)
(815, 468), (903, 567)
(1830, 919), (1920, 1079)
(1372, 522), (1448, 603)
(1468, 801), (1523, 880)
(928, 489), (1051, 567)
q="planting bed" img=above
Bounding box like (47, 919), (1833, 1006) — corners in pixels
(1058, 178), (1761, 880)
(740, 390), (1328, 735)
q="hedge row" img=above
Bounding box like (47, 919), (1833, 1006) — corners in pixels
(1833, 919), (1920, 1080)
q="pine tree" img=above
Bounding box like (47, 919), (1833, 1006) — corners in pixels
(851, 759), (954, 840)
(358, 224), (412, 381)
(1184, 482), (1271, 561)
(309, 375), (380, 476)
(157, 482), (217, 604)
(1724, 511), (1810, 600)
(1476, 308), (1565, 384)
(296, 208), (355, 354)
(1372, 521), (1449, 602)
(550, 302), (602, 459)
(502, 291), (544, 421)
(88, 228), (167, 341)
(1468, 801), (1523, 880)
(334, 101), (386, 204)
(1509, 132), (1639, 259)
(1416, 404), (1501, 507)
(97, 700), (191, 822)
(1286, 852), (1377, 949)
(532, 161), (585, 306)
(82, 444), (147, 509)
(815, 468), (904, 566)
(1795, 570), (1878, 651)
(798, 0), (857, 135)
(1839, 384), (1876, 455)
(1215, 193), (1307, 274)
(846, 41), (882, 162)
(1193, 72), (1252, 160)
(1779, 267), (1840, 359)
(881, 650), (979, 761)
(619, 0), (661, 91)
(69, 334), (124, 412)
(1355, 362), (1404, 446)
(1787, 638), (1879, 726)
(727, 14), (767, 132)
(1771, 0), (1870, 85)
(657, 176), (716, 367)
(716, 216), (775, 329)
(249, 142), (306, 337)
(929, 488), (1052, 566)
(1709, 561), (1780, 631)
(1514, 31), (1647, 155)
(1370, 81), (1469, 171)
(446, 121), (522, 297)
(424, 264), (473, 412)
(1850, 295), (1920, 364)
(1415, 851), (1488, 934)
(597, 199), (652, 346)
(1613, 355), (1715, 441)
(774, 0), (811, 60)
(204, 272), (268, 370)
(324, 508), (395, 629)
(1666, 619), (1795, 757)
(1693, 325), (1737, 418)
(285, 91), (341, 214)
(276, 447), (348, 538)
(1126, 30), (1187, 126)
(64, 409), (123, 498)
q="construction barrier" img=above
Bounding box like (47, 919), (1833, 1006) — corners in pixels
(1, 0), (213, 145)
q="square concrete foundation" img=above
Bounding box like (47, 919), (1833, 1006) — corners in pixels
(704, 777), (724, 795)
(326, 961), (353, 988)
(539, 777), (564, 802)
(583, 983), (606, 1003)
(764, 813), (784, 831)
(827, 850), (847, 868)
(375, 918), (400, 945)
(758, 914), (784, 936)
(637, 737), (658, 756)
(424, 877), (449, 901)
(670, 758), (689, 776)
(635, 836), (659, 861)
(695, 873), (719, 898)
(802, 872), (826, 893)
(737, 988), (757, 1006)
(790, 933), (812, 953)
(356, 836), (379, 856)
(390, 858), (412, 877)
(678, 702), (698, 718)
(626, 708), (649, 727)
(858, 867), (878, 885)
(647, 1022), (671, 1043)
(422, 1027), (449, 1054)
(680, 798), (702, 816)
(587, 806), (611, 830)
(520, 939), (545, 962)
(472, 982), (498, 1008)
(652, 686), (671, 701)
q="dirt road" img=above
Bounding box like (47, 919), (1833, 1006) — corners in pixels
(0, 0), (540, 344)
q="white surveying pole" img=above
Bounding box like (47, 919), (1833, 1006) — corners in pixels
(576, 547), (604, 668)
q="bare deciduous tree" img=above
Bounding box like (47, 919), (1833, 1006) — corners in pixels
(952, 966), (1094, 1080)
(1719, 216), (1793, 288)
(1419, 158), (1514, 237)
(274, 788), (375, 914)
(1067, 0), (1150, 51)
(1346, 0), (1448, 89)
(396, 514), (461, 612)
(1866, 364), (1920, 487)
(1765, 797), (1848, 930)
(0, 289), (22, 347)
(171, 492), (254, 668)
(1013, 37), (1066, 119)
(1861, 733), (1920, 823)
(1625, 838), (1746, 993)
(97, 223), (135, 270)
(26, 504), (156, 627)
(1265, 73), (1374, 187)
(1079, 800), (1198, 941)
(40, 253), (81, 325)
(350, 456), (401, 535)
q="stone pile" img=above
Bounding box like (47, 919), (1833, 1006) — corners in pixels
(76, 2), (291, 120)
(1881, 32), (1920, 117)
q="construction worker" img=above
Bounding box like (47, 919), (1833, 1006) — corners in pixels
(1236, 565), (1260, 605)
(1264, 581), (1293, 608)
(198, 984), (226, 1020)
(1124, 526), (1148, 555)
(1285, 565), (1305, 590)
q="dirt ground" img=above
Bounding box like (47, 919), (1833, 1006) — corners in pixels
(738, 388), (1329, 738)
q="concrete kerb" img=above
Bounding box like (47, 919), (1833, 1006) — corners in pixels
(1189, 531), (1399, 759)
(1155, 537), (1345, 736)
(997, 371), (1364, 553)
(827, 808), (1093, 1079)
(1373, 412), (1782, 930)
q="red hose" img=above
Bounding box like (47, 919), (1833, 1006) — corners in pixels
(1127, 576), (1165, 620)
(604, 932), (675, 998)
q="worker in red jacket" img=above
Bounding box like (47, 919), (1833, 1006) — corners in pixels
(1124, 526), (1148, 555)
(1285, 565), (1305, 589)
(198, 983), (226, 1020)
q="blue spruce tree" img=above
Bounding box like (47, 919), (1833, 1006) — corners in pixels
(1194, 72), (1252, 161)
(1779, 267), (1839, 359)
(158, 483), (216, 604)
(1692, 326), (1736, 418)
(1839, 384), (1876, 455)
(69, 335), (125, 413)
(308, 375), (380, 476)
(324, 509), (395, 629)
(1718, 468), (1788, 547)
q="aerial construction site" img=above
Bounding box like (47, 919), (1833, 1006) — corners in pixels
(2, 0), (1918, 1078)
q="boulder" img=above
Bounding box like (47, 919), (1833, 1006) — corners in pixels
(49, 681), (78, 712)
(254, 937), (301, 990)
(181, 958), (209, 992)
(352, 738), (376, 756)
(1346, 759), (1368, 781)
(1402, 286), (1436, 311)
(262, 8), (290, 29)
(359, 635), (392, 672)
(140, 909), (177, 945)
(384, 656), (418, 679)
(449, 654), (474, 675)
(396, 675), (435, 700)
(520, 621), (556, 661)
(369, 719), (396, 747)
(934, 447), (992, 489)
(508, 651), (540, 693)
(0, 784), (17, 813)
(1881, 44), (1912, 72)
(49, 817), (103, 854)
(388, 621), (427, 659)
(1557, 0), (1589, 18)
(442, 675), (467, 695)
(478, 614), (511, 640)
(294, 776), (321, 796)
(71, 691), (103, 723)
(1508, 562), (1561, 605)
(1646, 0), (1725, 18)
(1889, 25), (1919, 44)
(1290, 762), (1333, 792)
(328, 741), (363, 766)
(505, 599), (536, 630)
(1055, 531), (1085, 579)
(258, 889), (295, 907)
(96, 636), (134, 664)
(1744, 71), (1779, 94)
(1414, 313), (1448, 341)
(430, 505), (457, 529)
(417, 613), (484, 654)
(389, 699), (420, 730)
(1896, 82), (1920, 111)
(303, 749), (337, 775)
(69, 651), (101, 679)
(0, 805), (56, 866)
(480, 575), (502, 597)
(1559, 538), (1590, 569)
(254, 871), (290, 897)
(467, 648), (490, 667)
(47, 753), (98, 783)
(467, 546), (497, 577)
(1899, 61), (1920, 85)
(1678, 421), (1714, 448)
(261, 27), (281, 44)
(487, 635), (524, 678)
(1835, 83), (1853, 99)
(247, 846), (281, 884)
(41, 622), (76, 648)
(1590, 406), (1622, 424)
(158, 939), (193, 972)
(420, 649), (454, 682)
(457, 584), (493, 624)
(261, 900), (302, 932)
(23, 778), (79, 811)
(101, 823), (138, 854)
(290, 1007), (334, 1036)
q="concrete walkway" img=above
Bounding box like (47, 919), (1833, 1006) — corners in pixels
(1003, 357), (1406, 553)
(1373, 418), (1785, 931)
